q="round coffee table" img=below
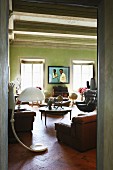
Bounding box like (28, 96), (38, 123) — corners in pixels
(39, 106), (72, 126)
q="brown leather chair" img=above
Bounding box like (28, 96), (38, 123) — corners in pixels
(8, 109), (36, 143)
(55, 114), (97, 152)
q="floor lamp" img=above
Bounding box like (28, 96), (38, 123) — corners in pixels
(10, 87), (48, 152)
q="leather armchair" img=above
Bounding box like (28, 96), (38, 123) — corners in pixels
(8, 109), (36, 143)
(76, 90), (97, 112)
(76, 100), (96, 112)
(55, 114), (97, 152)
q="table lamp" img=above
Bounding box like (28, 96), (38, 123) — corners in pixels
(10, 87), (48, 152)
(69, 93), (78, 106)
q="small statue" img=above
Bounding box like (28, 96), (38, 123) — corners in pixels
(48, 99), (53, 110)
(57, 95), (63, 102)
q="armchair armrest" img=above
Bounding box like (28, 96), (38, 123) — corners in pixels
(72, 114), (97, 124)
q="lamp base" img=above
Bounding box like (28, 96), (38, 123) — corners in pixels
(30, 143), (48, 152)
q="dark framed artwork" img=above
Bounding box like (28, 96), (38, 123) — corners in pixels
(48, 66), (70, 84)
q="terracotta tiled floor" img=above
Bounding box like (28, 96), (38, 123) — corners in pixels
(8, 105), (96, 170)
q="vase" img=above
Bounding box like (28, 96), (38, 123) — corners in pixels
(81, 94), (83, 101)
(48, 105), (52, 110)
(48, 99), (52, 110)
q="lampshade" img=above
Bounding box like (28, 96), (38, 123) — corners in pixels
(69, 93), (78, 107)
(69, 93), (78, 100)
(11, 87), (47, 152)
(18, 87), (45, 102)
(57, 95), (63, 102)
(44, 91), (52, 98)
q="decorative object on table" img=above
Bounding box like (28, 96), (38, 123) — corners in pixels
(56, 95), (63, 108)
(44, 90), (52, 103)
(78, 87), (87, 101)
(57, 95), (63, 102)
(47, 97), (53, 110)
(10, 87), (48, 152)
(69, 93), (78, 106)
(16, 100), (21, 110)
(13, 76), (21, 94)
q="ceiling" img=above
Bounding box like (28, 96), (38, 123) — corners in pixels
(9, 0), (98, 49)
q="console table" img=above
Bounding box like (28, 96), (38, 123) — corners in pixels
(39, 106), (72, 126)
(52, 86), (69, 97)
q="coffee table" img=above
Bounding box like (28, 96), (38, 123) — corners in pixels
(39, 106), (72, 126)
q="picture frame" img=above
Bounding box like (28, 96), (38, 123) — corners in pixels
(48, 66), (70, 84)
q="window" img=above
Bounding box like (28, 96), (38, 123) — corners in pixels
(72, 60), (94, 91)
(20, 59), (44, 90)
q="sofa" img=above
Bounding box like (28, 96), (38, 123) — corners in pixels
(8, 108), (36, 143)
(55, 113), (97, 152)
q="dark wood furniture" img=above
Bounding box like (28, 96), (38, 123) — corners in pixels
(52, 86), (69, 97)
(8, 107), (36, 143)
(39, 106), (72, 126)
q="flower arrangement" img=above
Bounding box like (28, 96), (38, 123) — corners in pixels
(78, 87), (87, 94)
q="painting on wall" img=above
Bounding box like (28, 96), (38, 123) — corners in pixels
(48, 66), (70, 84)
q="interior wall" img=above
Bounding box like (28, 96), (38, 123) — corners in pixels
(104, 0), (113, 166)
(97, 0), (105, 169)
(0, 0), (8, 169)
(9, 45), (97, 92)
(97, 0), (113, 169)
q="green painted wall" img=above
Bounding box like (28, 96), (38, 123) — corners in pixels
(9, 45), (97, 92)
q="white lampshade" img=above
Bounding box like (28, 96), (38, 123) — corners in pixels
(17, 87), (45, 102)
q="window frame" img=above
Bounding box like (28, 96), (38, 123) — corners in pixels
(72, 60), (95, 91)
(20, 59), (45, 90)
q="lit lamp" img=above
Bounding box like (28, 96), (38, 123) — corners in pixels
(69, 93), (78, 106)
(10, 87), (48, 152)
